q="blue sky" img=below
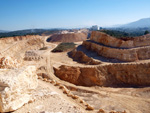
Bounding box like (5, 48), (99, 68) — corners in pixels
(0, 0), (150, 31)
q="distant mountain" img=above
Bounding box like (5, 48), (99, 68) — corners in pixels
(120, 18), (150, 28)
(0, 30), (9, 33)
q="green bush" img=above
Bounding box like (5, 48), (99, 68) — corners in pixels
(144, 30), (149, 35)
(100, 30), (130, 38)
(52, 42), (76, 52)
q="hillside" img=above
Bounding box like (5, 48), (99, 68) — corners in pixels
(107, 18), (150, 36)
(120, 17), (150, 28)
(0, 30), (8, 33)
(0, 29), (62, 38)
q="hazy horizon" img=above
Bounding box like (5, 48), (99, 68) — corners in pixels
(0, 0), (150, 31)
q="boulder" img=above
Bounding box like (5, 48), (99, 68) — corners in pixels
(0, 66), (38, 112)
(0, 56), (21, 69)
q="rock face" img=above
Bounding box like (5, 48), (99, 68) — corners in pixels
(54, 62), (150, 87)
(0, 35), (40, 44)
(90, 31), (150, 48)
(54, 65), (81, 85)
(68, 49), (101, 65)
(82, 40), (139, 62)
(0, 66), (38, 112)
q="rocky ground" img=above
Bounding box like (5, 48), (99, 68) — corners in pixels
(13, 80), (85, 113)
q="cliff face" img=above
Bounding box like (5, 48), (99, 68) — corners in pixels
(82, 39), (150, 62)
(54, 62), (150, 87)
(90, 31), (150, 48)
(82, 41), (138, 62)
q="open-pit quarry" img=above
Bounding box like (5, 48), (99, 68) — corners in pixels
(0, 31), (150, 113)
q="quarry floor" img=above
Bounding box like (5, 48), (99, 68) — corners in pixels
(9, 37), (150, 113)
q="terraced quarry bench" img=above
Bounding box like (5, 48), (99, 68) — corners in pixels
(82, 31), (150, 62)
(90, 31), (150, 48)
(83, 40), (150, 62)
(54, 31), (150, 87)
(54, 62), (150, 87)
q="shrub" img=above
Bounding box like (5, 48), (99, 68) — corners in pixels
(144, 30), (149, 35)
(100, 30), (130, 38)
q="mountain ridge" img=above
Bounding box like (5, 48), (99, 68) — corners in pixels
(119, 17), (150, 28)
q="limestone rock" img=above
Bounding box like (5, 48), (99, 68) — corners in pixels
(82, 40), (150, 62)
(0, 66), (38, 112)
(0, 56), (21, 69)
(68, 49), (101, 65)
(54, 63), (150, 87)
(54, 65), (81, 85)
(54, 65), (106, 86)
(90, 31), (150, 48)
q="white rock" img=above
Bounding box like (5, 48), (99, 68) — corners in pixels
(0, 66), (38, 112)
(0, 56), (21, 69)
(35, 105), (44, 110)
(49, 91), (59, 95)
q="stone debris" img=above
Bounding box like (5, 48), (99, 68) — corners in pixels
(0, 56), (21, 69)
(49, 91), (59, 95)
(0, 66), (38, 112)
(35, 105), (44, 110)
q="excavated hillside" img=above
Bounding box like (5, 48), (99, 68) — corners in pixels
(0, 35), (44, 59)
(0, 35), (98, 113)
(54, 31), (150, 87)
(1, 33), (150, 113)
(50, 31), (150, 113)
(47, 32), (88, 42)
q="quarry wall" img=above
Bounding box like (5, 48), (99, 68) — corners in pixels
(82, 40), (150, 62)
(54, 62), (150, 87)
(90, 31), (150, 48)
(0, 35), (40, 44)
(0, 36), (44, 58)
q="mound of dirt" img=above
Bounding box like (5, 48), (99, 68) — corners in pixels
(47, 32), (88, 42)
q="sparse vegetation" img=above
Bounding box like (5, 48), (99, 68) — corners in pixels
(100, 29), (131, 38)
(52, 42), (76, 52)
(105, 27), (150, 37)
(144, 30), (149, 35)
(0, 29), (61, 38)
